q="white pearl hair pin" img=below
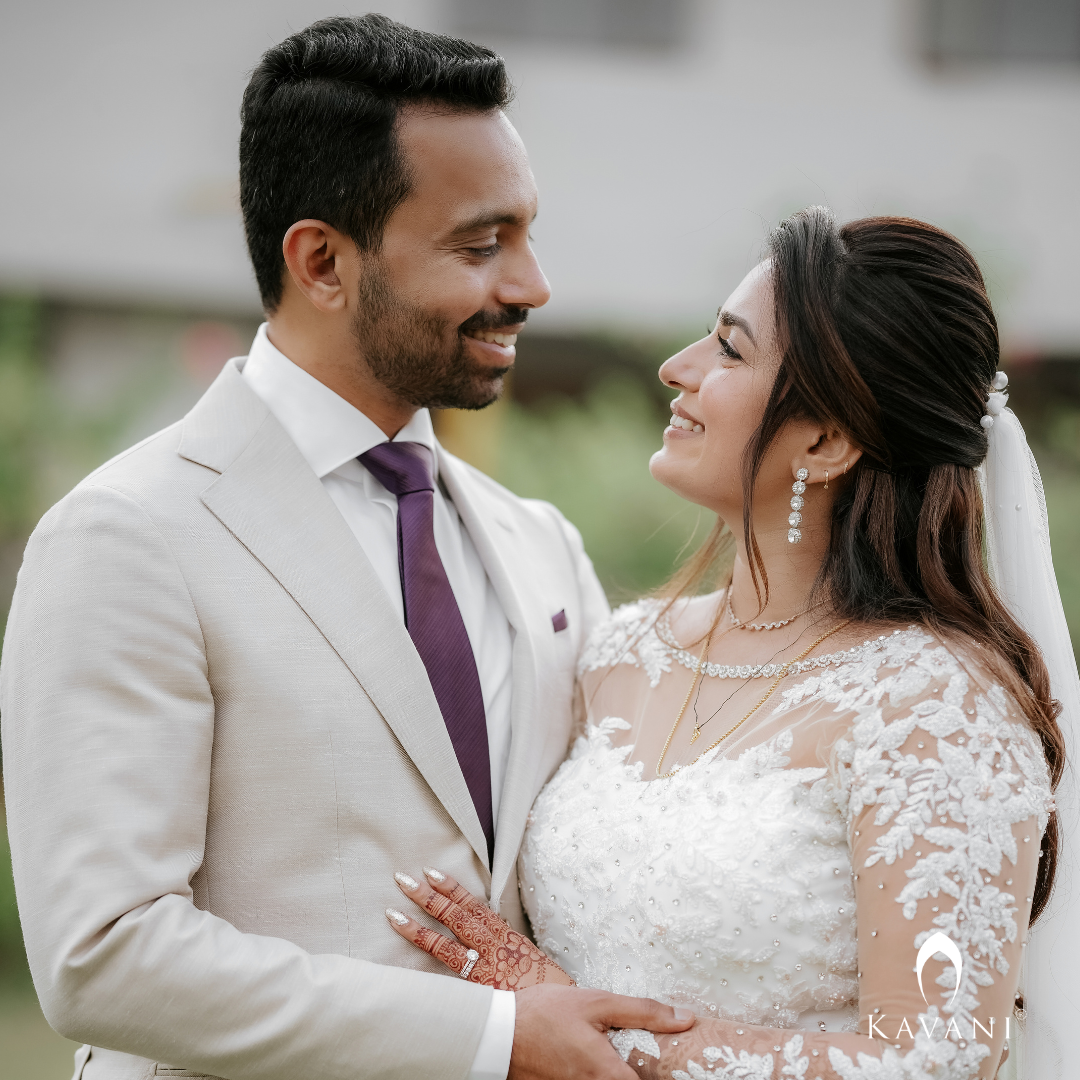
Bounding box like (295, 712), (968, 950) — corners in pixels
(981, 371), (1009, 429)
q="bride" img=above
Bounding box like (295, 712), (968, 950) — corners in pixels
(384, 208), (1079, 1079)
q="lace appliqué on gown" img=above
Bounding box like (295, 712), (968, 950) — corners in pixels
(610, 1027), (662, 1063)
(577, 599), (672, 687)
(523, 616), (1054, 1080)
(674, 1034), (810, 1079)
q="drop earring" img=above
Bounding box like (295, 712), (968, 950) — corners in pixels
(824, 470), (829, 491)
(788, 468), (807, 544)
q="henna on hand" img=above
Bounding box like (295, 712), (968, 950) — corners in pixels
(387, 868), (574, 989)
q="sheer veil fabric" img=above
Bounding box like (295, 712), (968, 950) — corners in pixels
(980, 405), (1080, 1079)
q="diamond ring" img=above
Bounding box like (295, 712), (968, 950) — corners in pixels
(459, 949), (480, 980)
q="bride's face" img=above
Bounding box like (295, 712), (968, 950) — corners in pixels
(650, 261), (781, 516)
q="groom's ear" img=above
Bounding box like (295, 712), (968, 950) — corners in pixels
(281, 219), (358, 314)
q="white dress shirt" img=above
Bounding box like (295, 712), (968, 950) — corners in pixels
(241, 324), (515, 1080)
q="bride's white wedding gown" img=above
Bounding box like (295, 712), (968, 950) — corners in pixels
(519, 600), (1053, 1079)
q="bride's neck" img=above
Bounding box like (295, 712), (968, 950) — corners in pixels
(726, 526), (828, 625)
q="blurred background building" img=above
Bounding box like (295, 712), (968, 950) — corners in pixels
(1, 1), (1079, 1075)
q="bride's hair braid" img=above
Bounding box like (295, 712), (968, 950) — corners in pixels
(670, 208), (1065, 924)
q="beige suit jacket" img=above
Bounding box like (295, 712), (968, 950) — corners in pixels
(1, 360), (609, 1080)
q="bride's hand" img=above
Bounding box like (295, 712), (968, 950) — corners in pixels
(386, 867), (575, 990)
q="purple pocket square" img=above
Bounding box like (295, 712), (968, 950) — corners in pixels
(552, 609), (569, 633)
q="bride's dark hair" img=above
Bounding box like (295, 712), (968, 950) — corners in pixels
(669, 206), (1064, 923)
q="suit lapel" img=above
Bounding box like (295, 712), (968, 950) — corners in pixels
(179, 364), (490, 870)
(437, 450), (558, 903)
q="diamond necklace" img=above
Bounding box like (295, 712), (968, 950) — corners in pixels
(654, 611), (903, 679)
(655, 620), (851, 779)
(725, 590), (823, 631)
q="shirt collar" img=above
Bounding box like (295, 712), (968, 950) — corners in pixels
(240, 323), (438, 481)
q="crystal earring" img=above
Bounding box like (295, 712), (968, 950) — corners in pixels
(789, 468), (807, 544)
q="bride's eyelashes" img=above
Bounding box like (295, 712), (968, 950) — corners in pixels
(717, 330), (742, 361)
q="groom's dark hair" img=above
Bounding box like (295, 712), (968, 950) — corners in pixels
(240, 14), (512, 310)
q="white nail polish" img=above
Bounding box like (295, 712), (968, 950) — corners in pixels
(385, 908), (410, 926)
(423, 867), (446, 883)
(394, 872), (420, 891)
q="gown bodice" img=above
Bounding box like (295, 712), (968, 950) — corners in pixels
(518, 599), (1054, 1079)
(521, 718), (859, 1031)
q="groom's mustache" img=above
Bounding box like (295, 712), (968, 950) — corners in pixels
(458, 306), (530, 334)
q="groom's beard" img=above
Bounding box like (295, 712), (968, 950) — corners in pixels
(351, 260), (526, 411)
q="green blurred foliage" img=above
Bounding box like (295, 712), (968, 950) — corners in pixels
(0, 298), (47, 543)
(0, 811), (30, 987)
(496, 375), (715, 601)
(0, 297), (44, 988)
(1030, 402), (1080, 659)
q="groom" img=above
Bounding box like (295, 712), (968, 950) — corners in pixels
(1, 13), (693, 1080)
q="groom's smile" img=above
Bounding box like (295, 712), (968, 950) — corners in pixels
(369, 105), (549, 410)
(271, 104), (549, 432)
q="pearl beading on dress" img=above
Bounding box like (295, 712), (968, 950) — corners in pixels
(981, 370), (1009, 430)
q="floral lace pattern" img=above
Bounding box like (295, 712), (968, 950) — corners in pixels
(576, 599), (674, 687)
(671, 1020), (985, 1080)
(673, 1033), (812, 1079)
(523, 613), (1054, 1079)
(611, 1028), (663, 1063)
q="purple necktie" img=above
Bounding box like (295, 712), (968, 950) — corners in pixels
(359, 441), (494, 864)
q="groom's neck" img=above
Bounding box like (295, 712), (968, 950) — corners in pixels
(266, 300), (417, 439)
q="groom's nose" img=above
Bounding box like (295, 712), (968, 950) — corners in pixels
(494, 243), (551, 313)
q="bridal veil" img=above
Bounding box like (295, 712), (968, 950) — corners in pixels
(980, 396), (1080, 1079)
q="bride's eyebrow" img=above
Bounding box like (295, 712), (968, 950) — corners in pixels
(718, 308), (756, 345)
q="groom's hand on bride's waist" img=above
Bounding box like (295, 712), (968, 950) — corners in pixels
(385, 867), (694, 1077)
(511, 985), (695, 1080)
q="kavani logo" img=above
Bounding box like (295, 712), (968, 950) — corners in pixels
(915, 932), (963, 1008)
(866, 932), (1011, 1045)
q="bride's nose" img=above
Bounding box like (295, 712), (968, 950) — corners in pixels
(658, 336), (707, 392)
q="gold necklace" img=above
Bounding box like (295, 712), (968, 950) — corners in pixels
(655, 621), (850, 779)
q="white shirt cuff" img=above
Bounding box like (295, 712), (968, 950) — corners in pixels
(468, 989), (516, 1080)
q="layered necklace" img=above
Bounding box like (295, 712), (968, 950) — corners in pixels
(654, 598), (877, 681)
(653, 589), (847, 778)
(655, 618), (850, 779)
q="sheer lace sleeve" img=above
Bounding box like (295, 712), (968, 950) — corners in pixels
(829, 643), (1052, 1077)
(620, 640), (1053, 1080)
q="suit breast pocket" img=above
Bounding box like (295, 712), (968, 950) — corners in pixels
(155, 1068), (226, 1079)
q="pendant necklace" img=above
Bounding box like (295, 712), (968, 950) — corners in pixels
(656, 620), (851, 779)
(686, 622), (799, 738)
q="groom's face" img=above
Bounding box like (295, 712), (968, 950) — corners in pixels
(352, 108), (550, 410)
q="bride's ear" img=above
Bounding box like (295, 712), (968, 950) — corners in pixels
(791, 426), (862, 486)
